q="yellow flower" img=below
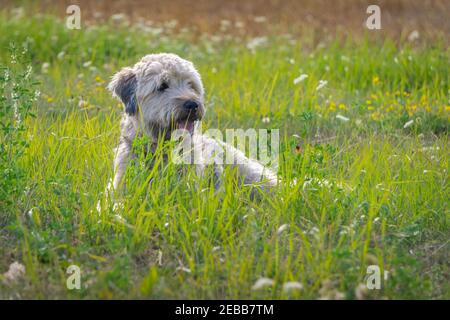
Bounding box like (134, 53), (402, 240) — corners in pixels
(372, 76), (380, 85)
(371, 111), (382, 120)
(47, 97), (54, 103)
(95, 75), (105, 83)
(368, 106), (374, 111)
(338, 103), (346, 110)
(366, 100), (372, 105)
(328, 102), (336, 112)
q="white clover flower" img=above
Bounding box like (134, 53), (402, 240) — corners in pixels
(282, 281), (303, 292)
(41, 62), (50, 73)
(316, 80), (328, 91)
(293, 74), (308, 85)
(336, 114), (349, 122)
(252, 277), (274, 290)
(403, 119), (414, 128)
(247, 37), (268, 51)
(57, 51), (65, 60)
(408, 30), (420, 42)
(277, 224), (289, 235)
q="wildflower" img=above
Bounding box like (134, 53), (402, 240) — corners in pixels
(328, 102), (336, 112)
(111, 13), (127, 23)
(78, 99), (89, 109)
(336, 114), (349, 122)
(247, 37), (268, 51)
(403, 120), (414, 128)
(251, 277), (274, 290)
(277, 224), (289, 235)
(293, 74), (308, 85)
(338, 103), (346, 110)
(57, 51), (65, 60)
(372, 76), (380, 85)
(316, 80), (328, 91)
(408, 30), (420, 42)
(282, 281), (303, 292)
(41, 62), (50, 73)
(371, 111), (382, 120)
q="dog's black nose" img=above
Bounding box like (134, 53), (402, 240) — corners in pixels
(183, 100), (198, 110)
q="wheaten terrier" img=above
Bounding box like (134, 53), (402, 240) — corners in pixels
(107, 53), (277, 194)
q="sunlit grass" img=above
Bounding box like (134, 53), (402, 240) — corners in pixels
(0, 13), (448, 299)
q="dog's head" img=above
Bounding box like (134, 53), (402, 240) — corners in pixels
(108, 53), (205, 138)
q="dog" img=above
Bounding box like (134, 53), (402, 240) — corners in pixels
(107, 53), (277, 195)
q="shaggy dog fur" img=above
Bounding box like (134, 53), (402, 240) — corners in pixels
(107, 53), (277, 193)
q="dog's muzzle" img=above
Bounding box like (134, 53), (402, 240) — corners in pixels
(175, 100), (203, 135)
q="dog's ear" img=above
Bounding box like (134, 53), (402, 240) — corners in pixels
(108, 67), (137, 115)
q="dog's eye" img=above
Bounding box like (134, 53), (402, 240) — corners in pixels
(158, 82), (169, 92)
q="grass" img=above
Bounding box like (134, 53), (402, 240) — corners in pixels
(0, 12), (449, 299)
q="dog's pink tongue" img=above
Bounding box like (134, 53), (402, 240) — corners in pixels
(177, 120), (195, 134)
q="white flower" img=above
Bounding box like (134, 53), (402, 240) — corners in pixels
(251, 277), (274, 290)
(293, 74), (308, 85)
(57, 51), (65, 60)
(403, 119), (414, 128)
(277, 224), (289, 235)
(282, 281), (303, 292)
(41, 62), (50, 73)
(83, 61), (92, 68)
(316, 80), (328, 91)
(408, 30), (420, 42)
(247, 37), (268, 51)
(111, 13), (127, 23)
(336, 114), (349, 122)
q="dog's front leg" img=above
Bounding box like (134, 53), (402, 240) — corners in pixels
(112, 136), (133, 192)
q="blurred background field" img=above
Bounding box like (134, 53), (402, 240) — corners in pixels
(0, 1), (448, 299)
(2, 0), (450, 44)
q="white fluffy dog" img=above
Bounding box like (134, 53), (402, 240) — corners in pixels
(107, 53), (277, 194)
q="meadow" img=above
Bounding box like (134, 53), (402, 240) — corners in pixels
(0, 6), (449, 299)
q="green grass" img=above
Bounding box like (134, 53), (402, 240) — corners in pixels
(0, 13), (449, 299)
